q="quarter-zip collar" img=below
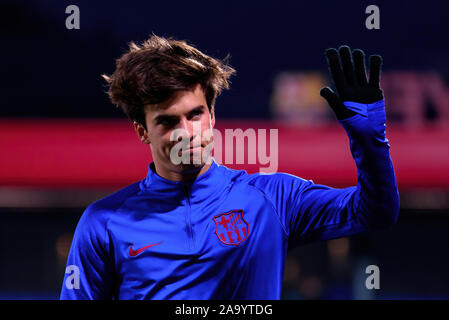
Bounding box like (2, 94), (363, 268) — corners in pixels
(139, 158), (238, 205)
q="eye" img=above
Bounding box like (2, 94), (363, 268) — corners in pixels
(157, 118), (177, 127)
(190, 108), (203, 119)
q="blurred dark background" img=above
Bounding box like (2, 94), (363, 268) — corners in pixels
(0, 0), (448, 299)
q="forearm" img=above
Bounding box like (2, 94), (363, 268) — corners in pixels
(340, 100), (400, 228)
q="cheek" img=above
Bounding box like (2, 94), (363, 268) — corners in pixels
(161, 134), (174, 149)
(200, 118), (214, 142)
(202, 115), (213, 129)
(149, 130), (171, 148)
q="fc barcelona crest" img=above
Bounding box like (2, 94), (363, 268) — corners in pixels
(213, 209), (250, 246)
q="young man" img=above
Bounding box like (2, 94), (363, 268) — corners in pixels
(60, 35), (399, 299)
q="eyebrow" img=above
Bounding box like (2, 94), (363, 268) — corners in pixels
(153, 105), (206, 124)
(153, 114), (178, 124)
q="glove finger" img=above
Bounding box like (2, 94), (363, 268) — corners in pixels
(369, 55), (383, 88)
(320, 87), (340, 106)
(339, 46), (356, 86)
(320, 87), (357, 120)
(325, 48), (346, 93)
(353, 49), (368, 86)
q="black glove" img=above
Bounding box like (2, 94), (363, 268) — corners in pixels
(320, 46), (384, 120)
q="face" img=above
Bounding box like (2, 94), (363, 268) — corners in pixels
(134, 84), (215, 180)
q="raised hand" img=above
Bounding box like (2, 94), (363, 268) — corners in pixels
(320, 46), (384, 120)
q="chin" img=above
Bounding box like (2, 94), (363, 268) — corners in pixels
(179, 161), (205, 171)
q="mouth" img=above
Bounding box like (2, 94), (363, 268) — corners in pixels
(182, 145), (202, 154)
(173, 144), (202, 155)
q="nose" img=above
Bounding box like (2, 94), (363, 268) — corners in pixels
(177, 117), (200, 144)
(176, 118), (191, 141)
(179, 117), (190, 134)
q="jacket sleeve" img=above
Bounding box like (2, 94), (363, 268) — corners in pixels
(248, 100), (399, 247)
(60, 203), (114, 300)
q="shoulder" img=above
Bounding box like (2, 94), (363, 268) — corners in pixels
(238, 170), (311, 189)
(71, 182), (141, 247)
(79, 182), (141, 226)
(217, 163), (311, 193)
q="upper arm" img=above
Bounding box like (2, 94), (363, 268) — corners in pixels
(248, 173), (367, 247)
(60, 204), (114, 300)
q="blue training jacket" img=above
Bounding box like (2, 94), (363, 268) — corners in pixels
(60, 100), (399, 300)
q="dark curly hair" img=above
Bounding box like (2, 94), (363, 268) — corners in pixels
(102, 35), (235, 129)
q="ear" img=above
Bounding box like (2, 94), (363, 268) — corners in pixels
(133, 121), (151, 144)
(210, 107), (216, 128)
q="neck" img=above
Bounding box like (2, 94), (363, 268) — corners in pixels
(153, 162), (212, 182)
